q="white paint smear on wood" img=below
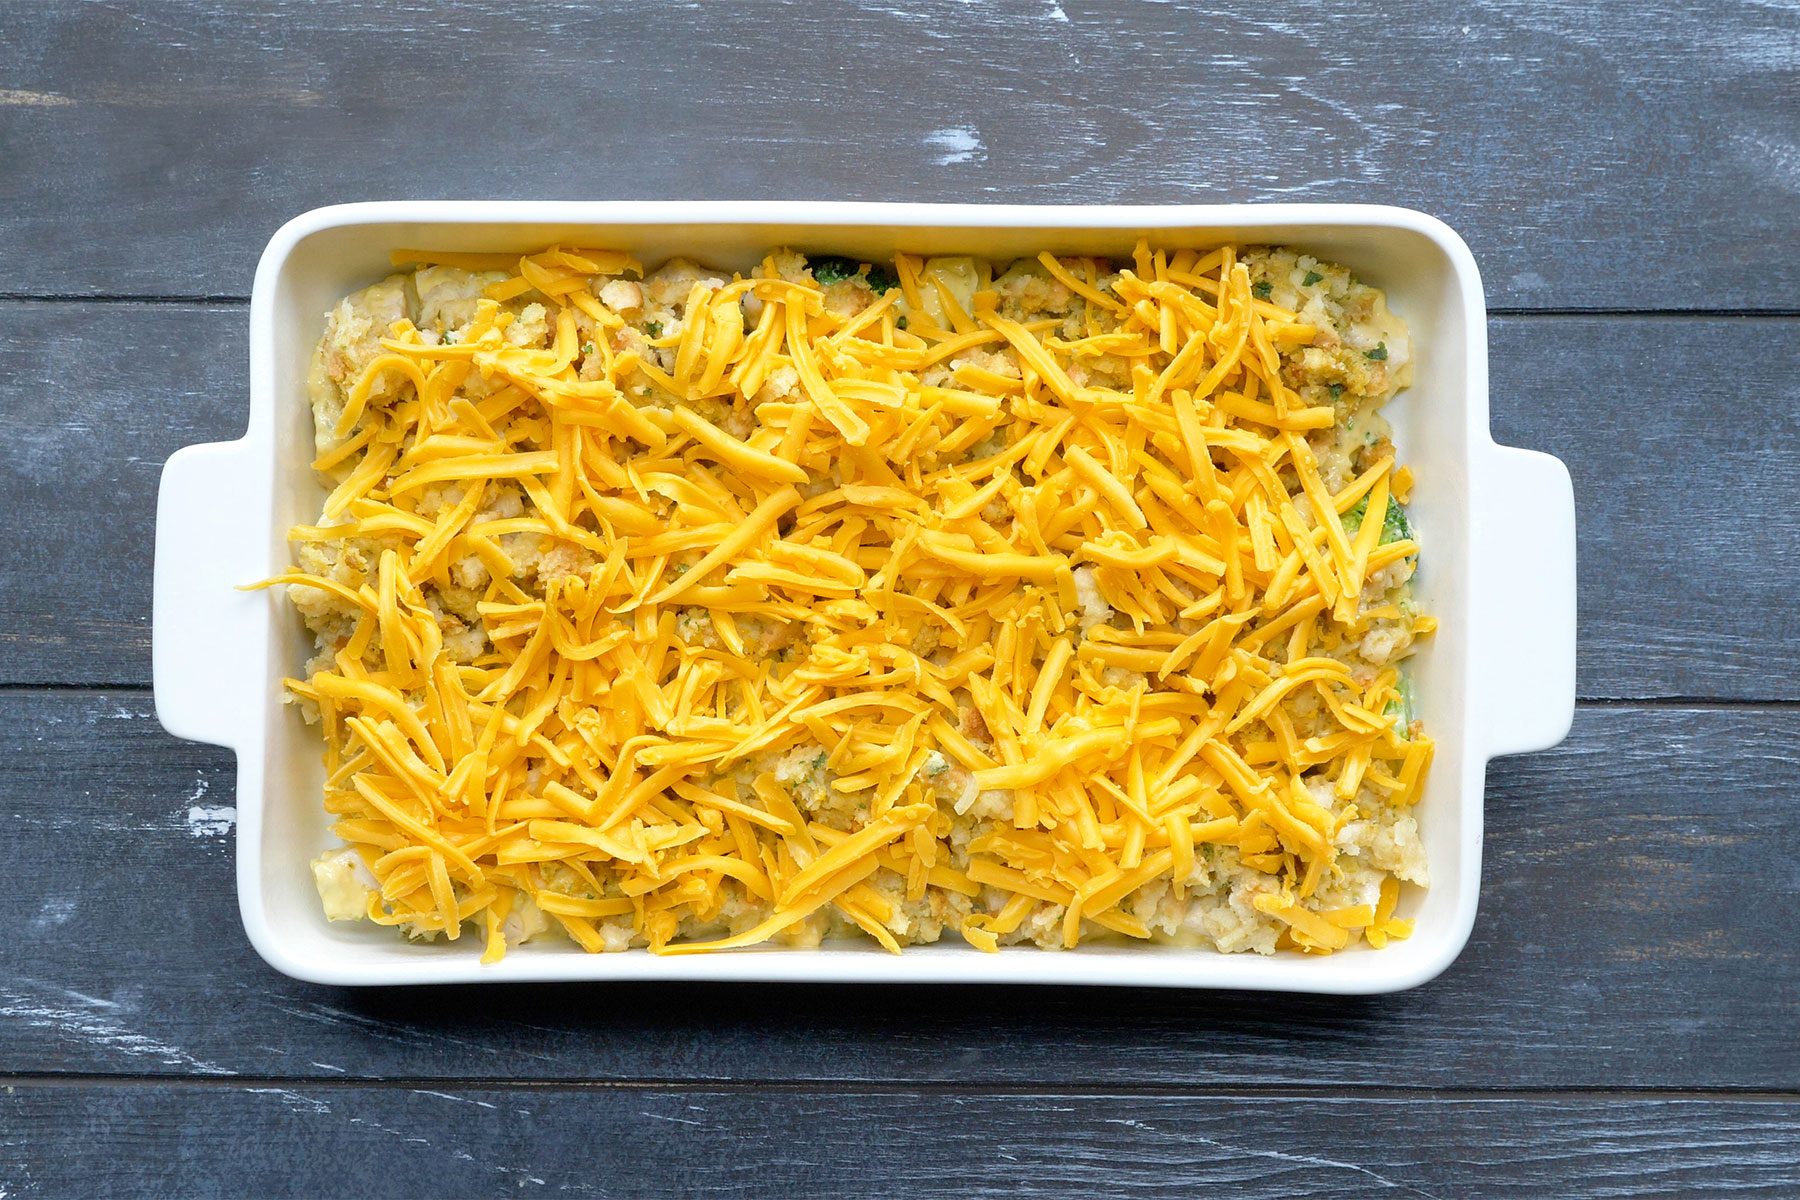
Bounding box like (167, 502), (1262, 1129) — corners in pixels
(0, 978), (234, 1076)
(30, 897), (77, 931)
(924, 126), (985, 166)
(0, 88), (76, 107)
(186, 805), (237, 837)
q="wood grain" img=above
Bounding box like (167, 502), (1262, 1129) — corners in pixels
(1, 1), (1796, 306)
(3, 1082), (1797, 1199)
(3, 692), (1794, 1090)
(1489, 316), (1800, 699)
(4, 303), (1794, 698)
(0, 304), (244, 683)
(3, 3), (1797, 1188)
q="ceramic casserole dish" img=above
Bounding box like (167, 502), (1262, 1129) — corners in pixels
(153, 201), (1575, 990)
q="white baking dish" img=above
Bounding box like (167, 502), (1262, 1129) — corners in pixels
(153, 202), (1575, 991)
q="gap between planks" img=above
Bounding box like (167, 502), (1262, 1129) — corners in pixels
(0, 293), (250, 305)
(2, 1075), (1797, 1102)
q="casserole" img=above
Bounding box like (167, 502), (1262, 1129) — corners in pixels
(153, 202), (1576, 990)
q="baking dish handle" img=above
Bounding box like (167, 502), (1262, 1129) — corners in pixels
(153, 438), (266, 749)
(1471, 443), (1577, 758)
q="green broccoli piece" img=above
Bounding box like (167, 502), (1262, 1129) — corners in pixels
(1251, 280), (1273, 300)
(1342, 497), (1411, 546)
(864, 263), (900, 293)
(1382, 500), (1412, 544)
(643, 320), (663, 337)
(808, 255), (859, 285)
(1302, 270), (1323, 286)
(1365, 342), (1389, 361)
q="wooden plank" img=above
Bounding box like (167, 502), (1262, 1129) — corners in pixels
(2, 1), (1796, 307)
(1489, 316), (1800, 700)
(0, 304), (245, 682)
(3, 691), (1795, 1089)
(4, 303), (1794, 698)
(3, 1083), (1797, 1198)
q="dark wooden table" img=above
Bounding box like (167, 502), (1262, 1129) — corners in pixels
(3, 2), (1797, 1195)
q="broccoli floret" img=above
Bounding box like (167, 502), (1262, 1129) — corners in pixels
(1382, 500), (1412, 544)
(642, 320), (662, 337)
(809, 255), (901, 293)
(864, 263), (900, 293)
(1343, 498), (1412, 546)
(808, 255), (859, 285)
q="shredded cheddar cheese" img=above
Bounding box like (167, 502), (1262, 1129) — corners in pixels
(264, 241), (1433, 961)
